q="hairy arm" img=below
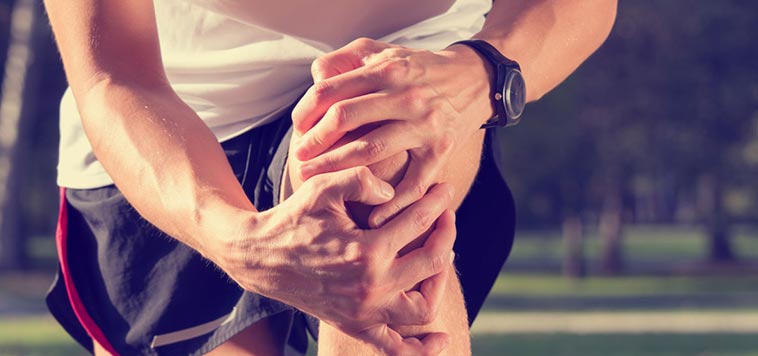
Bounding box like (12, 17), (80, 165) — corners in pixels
(291, 0), (618, 225)
(291, 0), (618, 354)
(46, 2), (455, 354)
(44, 0), (251, 255)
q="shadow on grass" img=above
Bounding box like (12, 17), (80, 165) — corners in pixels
(473, 333), (758, 356)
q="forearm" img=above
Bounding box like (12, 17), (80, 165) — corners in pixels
(78, 79), (254, 257)
(476, 0), (618, 101)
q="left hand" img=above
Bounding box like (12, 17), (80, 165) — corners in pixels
(292, 37), (493, 227)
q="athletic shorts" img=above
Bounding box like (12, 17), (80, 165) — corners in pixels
(46, 107), (516, 356)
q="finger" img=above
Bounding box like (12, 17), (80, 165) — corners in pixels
(299, 123), (421, 180)
(358, 324), (449, 356)
(295, 91), (411, 161)
(311, 37), (393, 82)
(369, 156), (447, 228)
(292, 65), (383, 135)
(319, 166), (395, 205)
(385, 259), (451, 326)
(374, 184), (455, 253)
(391, 209), (456, 293)
(382, 211), (454, 325)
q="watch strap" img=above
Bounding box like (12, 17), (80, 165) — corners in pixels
(450, 39), (521, 128)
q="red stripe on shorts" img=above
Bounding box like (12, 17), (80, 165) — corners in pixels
(56, 187), (120, 355)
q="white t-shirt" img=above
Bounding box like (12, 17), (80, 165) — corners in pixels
(57, 0), (491, 189)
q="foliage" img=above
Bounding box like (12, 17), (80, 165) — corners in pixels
(497, 0), (758, 227)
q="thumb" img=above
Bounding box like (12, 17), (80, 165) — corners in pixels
(321, 167), (395, 206)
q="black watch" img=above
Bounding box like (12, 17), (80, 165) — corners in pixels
(450, 39), (526, 129)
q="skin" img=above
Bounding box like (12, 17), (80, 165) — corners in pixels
(44, 0), (617, 355)
(286, 1), (618, 354)
(45, 1), (453, 355)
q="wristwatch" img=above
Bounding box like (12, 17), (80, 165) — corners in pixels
(450, 39), (526, 129)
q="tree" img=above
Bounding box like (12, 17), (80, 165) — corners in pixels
(0, 0), (63, 270)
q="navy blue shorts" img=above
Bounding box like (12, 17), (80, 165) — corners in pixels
(46, 111), (516, 355)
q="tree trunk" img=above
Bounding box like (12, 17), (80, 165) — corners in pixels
(599, 179), (624, 275)
(562, 215), (585, 279)
(0, 0), (39, 270)
(696, 174), (734, 262)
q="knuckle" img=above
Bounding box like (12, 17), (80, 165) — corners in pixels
(404, 85), (430, 112)
(320, 155), (338, 172)
(380, 47), (409, 59)
(308, 131), (325, 148)
(375, 58), (411, 83)
(361, 138), (386, 160)
(413, 208), (433, 230)
(312, 80), (333, 104)
(352, 166), (373, 185)
(311, 57), (327, 75)
(411, 181), (427, 200)
(422, 105), (444, 126)
(431, 252), (447, 274)
(329, 102), (354, 129)
(353, 37), (376, 48)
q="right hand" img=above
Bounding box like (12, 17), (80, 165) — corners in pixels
(212, 166), (457, 356)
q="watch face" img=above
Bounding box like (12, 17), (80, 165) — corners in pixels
(504, 69), (526, 119)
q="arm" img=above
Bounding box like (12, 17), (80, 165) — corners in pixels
(44, 0), (247, 254)
(291, 0), (618, 224)
(45, 1), (455, 354)
(473, 0), (618, 102)
(290, 1), (617, 353)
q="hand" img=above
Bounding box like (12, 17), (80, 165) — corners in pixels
(291, 37), (493, 227)
(212, 167), (457, 356)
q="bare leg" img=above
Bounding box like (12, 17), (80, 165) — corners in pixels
(206, 313), (289, 356)
(286, 128), (485, 356)
(94, 313), (288, 356)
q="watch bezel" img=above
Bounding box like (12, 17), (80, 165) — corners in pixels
(503, 68), (526, 121)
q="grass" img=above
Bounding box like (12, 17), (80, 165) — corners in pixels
(505, 224), (758, 272)
(472, 333), (758, 356)
(0, 316), (83, 356)
(489, 274), (758, 297)
(3, 225), (758, 355)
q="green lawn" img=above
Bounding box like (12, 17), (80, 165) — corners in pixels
(472, 333), (758, 356)
(0, 316), (83, 356)
(505, 224), (758, 272)
(3, 225), (757, 355)
(4, 315), (758, 356)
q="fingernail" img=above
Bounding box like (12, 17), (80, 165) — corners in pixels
(449, 251), (455, 264)
(446, 185), (455, 200)
(300, 163), (315, 178)
(372, 214), (387, 228)
(379, 184), (394, 199)
(295, 144), (310, 160)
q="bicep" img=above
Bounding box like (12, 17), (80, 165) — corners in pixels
(44, 0), (168, 96)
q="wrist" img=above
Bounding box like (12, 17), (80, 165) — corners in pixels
(187, 198), (260, 265)
(436, 45), (496, 127)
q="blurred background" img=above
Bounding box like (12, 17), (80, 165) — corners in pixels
(0, 0), (756, 355)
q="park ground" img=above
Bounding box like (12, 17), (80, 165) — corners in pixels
(1, 225), (757, 356)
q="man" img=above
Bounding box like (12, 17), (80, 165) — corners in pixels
(44, 0), (616, 355)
